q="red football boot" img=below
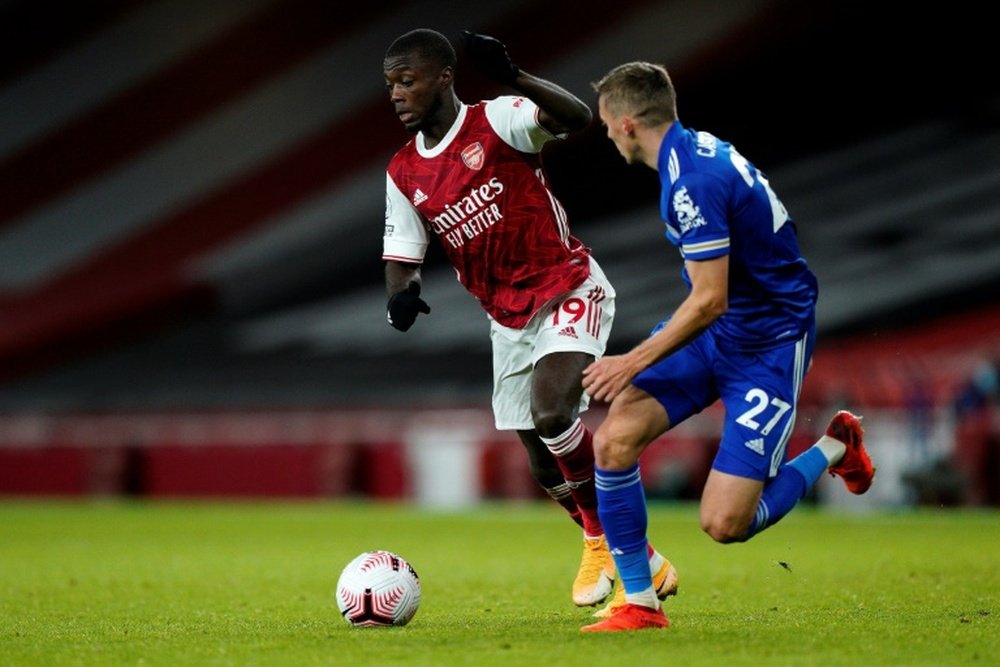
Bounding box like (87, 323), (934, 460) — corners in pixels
(580, 603), (669, 632)
(826, 410), (875, 494)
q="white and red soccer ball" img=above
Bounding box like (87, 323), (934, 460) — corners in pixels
(336, 550), (421, 627)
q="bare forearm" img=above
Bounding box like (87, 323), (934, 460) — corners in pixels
(627, 256), (730, 369)
(385, 260), (421, 296)
(627, 295), (721, 369)
(512, 70), (592, 132)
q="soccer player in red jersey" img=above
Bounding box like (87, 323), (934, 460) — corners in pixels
(381, 29), (676, 610)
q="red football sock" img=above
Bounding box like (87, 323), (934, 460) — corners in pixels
(540, 420), (602, 536)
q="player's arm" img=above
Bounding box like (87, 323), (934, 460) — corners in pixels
(582, 255), (729, 402)
(514, 72), (592, 135)
(386, 260), (421, 297)
(460, 30), (591, 134)
(383, 171), (431, 332)
(384, 260), (430, 332)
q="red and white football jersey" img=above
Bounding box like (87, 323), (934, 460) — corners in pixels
(383, 96), (591, 328)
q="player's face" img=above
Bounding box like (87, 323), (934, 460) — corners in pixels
(598, 96), (640, 164)
(384, 54), (450, 134)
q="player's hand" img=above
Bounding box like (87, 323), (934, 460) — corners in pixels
(581, 355), (637, 403)
(460, 30), (519, 85)
(387, 282), (430, 332)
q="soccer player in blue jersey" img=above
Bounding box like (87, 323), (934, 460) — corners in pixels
(579, 62), (876, 632)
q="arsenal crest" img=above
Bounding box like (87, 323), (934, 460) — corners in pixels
(461, 142), (485, 170)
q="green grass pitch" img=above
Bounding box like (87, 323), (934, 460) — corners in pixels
(0, 500), (997, 666)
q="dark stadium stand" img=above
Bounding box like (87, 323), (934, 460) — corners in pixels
(0, 0), (995, 410)
(0, 1), (996, 504)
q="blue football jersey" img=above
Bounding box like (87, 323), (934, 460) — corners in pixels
(656, 121), (818, 350)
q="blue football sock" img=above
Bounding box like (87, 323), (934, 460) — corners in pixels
(747, 446), (828, 538)
(595, 464), (651, 594)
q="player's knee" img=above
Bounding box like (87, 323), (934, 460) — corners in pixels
(700, 513), (750, 544)
(593, 422), (640, 469)
(531, 409), (574, 439)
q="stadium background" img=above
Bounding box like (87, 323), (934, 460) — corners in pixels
(0, 0), (996, 508)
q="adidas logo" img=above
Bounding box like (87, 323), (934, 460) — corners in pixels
(744, 438), (765, 455)
(557, 326), (578, 339)
(412, 188), (428, 205)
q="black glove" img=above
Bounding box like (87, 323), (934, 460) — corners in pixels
(387, 282), (431, 332)
(461, 30), (519, 85)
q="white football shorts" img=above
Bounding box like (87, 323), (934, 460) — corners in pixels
(490, 257), (616, 430)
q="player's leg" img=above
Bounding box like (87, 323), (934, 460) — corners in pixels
(531, 350), (615, 605)
(531, 350), (600, 530)
(703, 439), (843, 543)
(533, 351), (684, 610)
(699, 468), (764, 542)
(516, 429), (583, 528)
(584, 335), (716, 631)
(525, 263), (619, 605)
(582, 385), (671, 631)
(490, 296), (616, 606)
(702, 330), (810, 542)
(702, 326), (862, 542)
(529, 259), (617, 542)
(490, 321), (587, 524)
(744, 409), (874, 536)
(589, 383), (679, 620)
(592, 385), (669, 605)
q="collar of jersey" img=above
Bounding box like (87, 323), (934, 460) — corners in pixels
(416, 103), (468, 158)
(657, 119), (686, 184)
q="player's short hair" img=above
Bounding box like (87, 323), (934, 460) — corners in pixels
(385, 28), (457, 70)
(592, 62), (677, 127)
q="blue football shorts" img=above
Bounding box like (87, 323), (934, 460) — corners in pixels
(632, 321), (815, 481)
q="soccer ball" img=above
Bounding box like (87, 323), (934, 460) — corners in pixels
(336, 550), (421, 627)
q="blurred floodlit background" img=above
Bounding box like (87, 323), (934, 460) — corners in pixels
(0, 0), (997, 509)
